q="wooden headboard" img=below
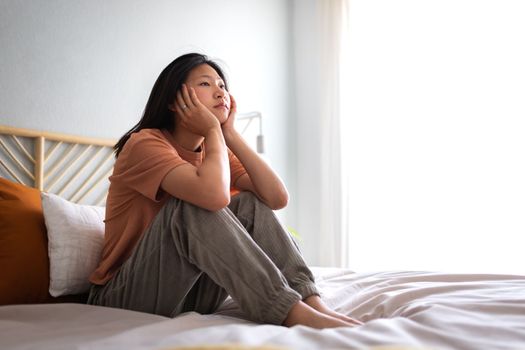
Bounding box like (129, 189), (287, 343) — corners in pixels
(0, 112), (263, 206)
(0, 125), (116, 206)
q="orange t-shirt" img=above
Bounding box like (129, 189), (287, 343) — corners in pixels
(89, 128), (247, 285)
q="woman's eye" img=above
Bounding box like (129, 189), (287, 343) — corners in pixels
(219, 84), (225, 89)
(199, 82), (210, 86)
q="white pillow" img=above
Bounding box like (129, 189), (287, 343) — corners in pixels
(41, 192), (105, 297)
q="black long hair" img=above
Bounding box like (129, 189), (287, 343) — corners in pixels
(114, 53), (229, 157)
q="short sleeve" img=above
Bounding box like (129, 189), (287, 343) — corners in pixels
(113, 130), (189, 201)
(228, 149), (247, 188)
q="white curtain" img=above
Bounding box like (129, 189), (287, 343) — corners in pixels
(339, 0), (525, 274)
(318, 0), (350, 267)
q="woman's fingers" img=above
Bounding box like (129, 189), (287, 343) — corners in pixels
(229, 93), (237, 112)
(173, 103), (187, 124)
(181, 84), (196, 109)
(173, 85), (220, 136)
(188, 86), (203, 108)
(176, 91), (188, 113)
(228, 93), (237, 120)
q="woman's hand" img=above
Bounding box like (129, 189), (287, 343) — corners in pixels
(224, 95), (289, 209)
(174, 84), (220, 137)
(221, 94), (237, 137)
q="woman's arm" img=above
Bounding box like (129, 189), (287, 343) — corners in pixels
(222, 96), (289, 210)
(161, 86), (230, 211)
(161, 128), (230, 211)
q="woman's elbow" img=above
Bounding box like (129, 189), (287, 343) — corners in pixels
(204, 192), (231, 211)
(267, 191), (289, 210)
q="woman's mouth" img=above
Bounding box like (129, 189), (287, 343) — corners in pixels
(214, 103), (229, 110)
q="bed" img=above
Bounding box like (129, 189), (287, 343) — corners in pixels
(1, 122), (525, 350)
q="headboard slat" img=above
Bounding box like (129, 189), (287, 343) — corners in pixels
(34, 136), (44, 191)
(74, 167), (113, 204)
(57, 146), (104, 197)
(0, 158), (26, 185)
(13, 135), (35, 163)
(45, 141), (62, 162)
(45, 144), (79, 190)
(70, 152), (114, 203)
(0, 138), (34, 179)
(55, 145), (93, 196)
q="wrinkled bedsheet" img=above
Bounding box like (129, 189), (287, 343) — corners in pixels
(1, 267), (524, 350)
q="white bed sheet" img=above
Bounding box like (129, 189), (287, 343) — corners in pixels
(1, 267), (524, 350)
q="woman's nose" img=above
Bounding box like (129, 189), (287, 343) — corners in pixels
(214, 88), (223, 99)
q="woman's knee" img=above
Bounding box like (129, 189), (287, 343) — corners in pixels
(229, 191), (265, 213)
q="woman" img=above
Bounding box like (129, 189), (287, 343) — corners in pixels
(87, 53), (362, 329)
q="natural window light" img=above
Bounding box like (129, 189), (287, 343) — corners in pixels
(341, 0), (525, 274)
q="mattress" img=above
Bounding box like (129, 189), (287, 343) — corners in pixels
(1, 267), (524, 350)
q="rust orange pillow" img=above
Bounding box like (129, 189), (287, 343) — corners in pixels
(0, 178), (54, 305)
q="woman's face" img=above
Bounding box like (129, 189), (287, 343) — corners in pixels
(184, 64), (230, 123)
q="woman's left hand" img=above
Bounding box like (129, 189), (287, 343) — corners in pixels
(221, 94), (237, 136)
(222, 93), (289, 210)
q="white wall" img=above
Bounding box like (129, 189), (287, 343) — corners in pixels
(0, 0), (297, 225)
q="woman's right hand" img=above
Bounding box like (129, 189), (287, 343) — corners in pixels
(174, 84), (220, 137)
(163, 83), (230, 211)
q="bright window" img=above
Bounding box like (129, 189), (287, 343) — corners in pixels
(341, 0), (525, 274)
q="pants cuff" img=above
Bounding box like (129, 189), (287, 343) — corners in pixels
(296, 282), (321, 300)
(260, 287), (301, 325)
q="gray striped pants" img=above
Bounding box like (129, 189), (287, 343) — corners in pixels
(87, 191), (319, 325)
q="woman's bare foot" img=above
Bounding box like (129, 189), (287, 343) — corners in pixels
(282, 301), (356, 329)
(304, 295), (363, 326)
